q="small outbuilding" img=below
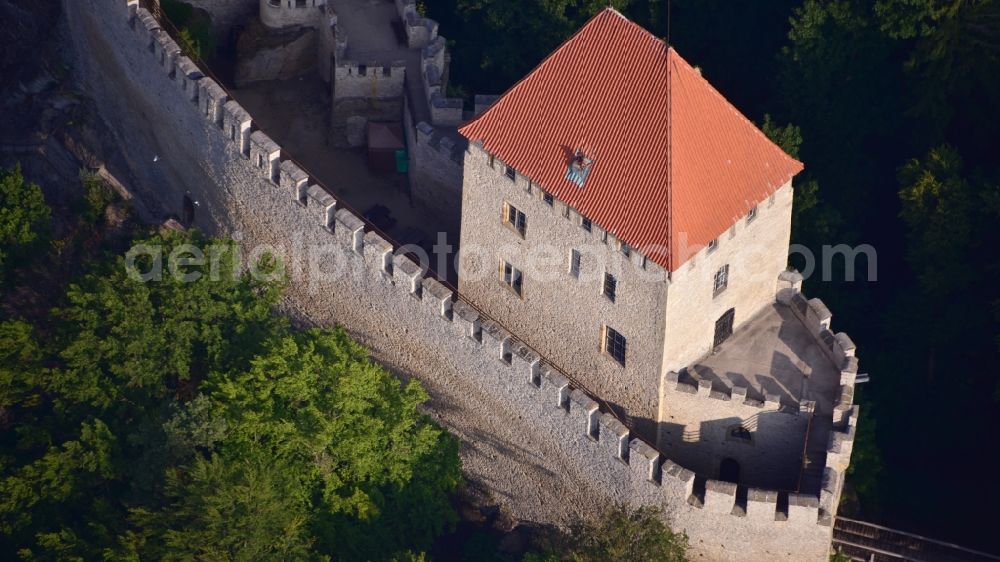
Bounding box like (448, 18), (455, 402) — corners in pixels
(367, 122), (406, 173)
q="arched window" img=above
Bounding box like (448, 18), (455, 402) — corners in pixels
(727, 424), (752, 443)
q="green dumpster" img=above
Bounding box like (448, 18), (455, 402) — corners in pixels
(395, 150), (409, 173)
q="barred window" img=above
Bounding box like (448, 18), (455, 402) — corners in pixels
(713, 264), (729, 297)
(603, 272), (617, 303)
(501, 261), (523, 296)
(503, 203), (527, 237)
(570, 249), (582, 278)
(603, 325), (627, 366)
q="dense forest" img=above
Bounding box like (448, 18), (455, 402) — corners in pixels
(427, 0), (1000, 553)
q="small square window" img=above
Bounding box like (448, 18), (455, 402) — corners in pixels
(603, 325), (627, 366)
(747, 205), (758, 224)
(543, 192), (554, 206)
(603, 272), (617, 303)
(707, 238), (718, 252)
(620, 243), (631, 257)
(505, 166), (516, 181)
(581, 217), (592, 232)
(713, 264), (729, 297)
(501, 260), (523, 296)
(503, 203), (527, 237)
(570, 249), (582, 279)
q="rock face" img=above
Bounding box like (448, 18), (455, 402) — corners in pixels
(235, 20), (316, 86)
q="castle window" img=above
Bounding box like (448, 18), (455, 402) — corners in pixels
(505, 165), (516, 181)
(581, 217), (592, 232)
(747, 205), (758, 224)
(641, 255), (648, 270)
(358, 65), (367, 76)
(570, 249), (582, 279)
(601, 230), (608, 244)
(620, 242), (631, 257)
(768, 193), (776, 207)
(257, 154), (264, 168)
(707, 238), (718, 253)
(727, 425), (752, 443)
(543, 192), (554, 206)
(500, 260), (523, 297)
(729, 225), (736, 239)
(383, 67), (391, 77)
(526, 181), (533, 194)
(713, 264), (729, 297)
(565, 148), (594, 187)
(296, 0), (305, 7)
(602, 325), (627, 366)
(503, 203), (527, 237)
(603, 272), (617, 303)
(488, 154), (495, 168)
(268, 0), (280, 6)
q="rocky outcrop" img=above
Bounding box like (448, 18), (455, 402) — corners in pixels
(234, 20), (316, 86)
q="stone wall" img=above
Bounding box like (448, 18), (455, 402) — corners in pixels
(62, 1), (846, 558)
(659, 374), (811, 491)
(661, 181), (795, 373)
(409, 121), (464, 231)
(458, 142), (670, 439)
(394, 0), (437, 49)
(332, 60), (406, 100)
(258, 0), (324, 29)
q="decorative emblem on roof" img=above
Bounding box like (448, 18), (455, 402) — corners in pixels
(565, 148), (594, 187)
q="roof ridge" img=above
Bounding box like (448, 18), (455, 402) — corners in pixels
(461, 10), (622, 136)
(668, 48), (805, 189)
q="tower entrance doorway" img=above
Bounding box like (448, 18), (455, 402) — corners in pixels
(720, 458), (740, 483)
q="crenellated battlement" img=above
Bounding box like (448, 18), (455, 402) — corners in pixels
(394, 0), (439, 48)
(259, 0), (327, 30)
(83, 4), (853, 557)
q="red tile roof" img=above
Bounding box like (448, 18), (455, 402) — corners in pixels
(458, 8), (803, 272)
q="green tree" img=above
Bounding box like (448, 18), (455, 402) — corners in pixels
(527, 506), (688, 562)
(0, 164), (51, 281)
(131, 451), (317, 561)
(0, 230), (462, 560)
(875, 0), (1000, 142)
